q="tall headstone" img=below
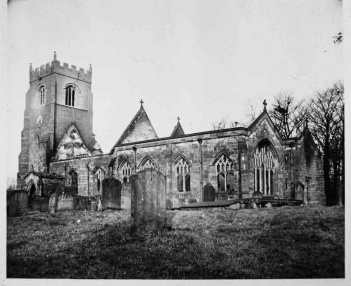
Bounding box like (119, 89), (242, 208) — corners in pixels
(130, 169), (166, 234)
(102, 178), (122, 210)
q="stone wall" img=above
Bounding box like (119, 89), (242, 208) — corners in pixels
(50, 154), (111, 196)
(8, 190), (28, 217)
(46, 113), (325, 208)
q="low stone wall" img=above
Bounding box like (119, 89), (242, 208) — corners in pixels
(49, 191), (92, 213)
(8, 190), (28, 217)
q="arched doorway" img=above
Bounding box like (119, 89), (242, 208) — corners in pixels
(253, 139), (278, 196)
(28, 181), (36, 210)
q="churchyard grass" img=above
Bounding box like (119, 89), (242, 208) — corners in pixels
(7, 205), (344, 279)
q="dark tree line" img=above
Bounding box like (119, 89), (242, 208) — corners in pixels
(268, 82), (344, 206)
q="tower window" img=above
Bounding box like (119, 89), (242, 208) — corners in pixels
(65, 85), (75, 107)
(39, 86), (45, 106)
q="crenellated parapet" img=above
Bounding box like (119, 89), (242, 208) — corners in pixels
(29, 52), (92, 83)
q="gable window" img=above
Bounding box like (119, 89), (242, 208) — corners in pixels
(65, 85), (75, 107)
(174, 157), (191, 192)
(39, 86), (45, 106)
(121, 161), (132, 183)
(214, 153), (235, 193)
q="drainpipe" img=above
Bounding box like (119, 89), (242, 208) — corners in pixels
(86, 162), (90, 197)
(63, 164), (67, 187)
(238, 147), (242, 199)
(132, 146), (137, 174)
(197, 138), (203, 202)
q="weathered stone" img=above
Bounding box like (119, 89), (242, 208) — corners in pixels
(130, 169), (166, 234)
(7, 190), (28, 217)
(228, 203), (240, 210)
(102, 178), (122, 210)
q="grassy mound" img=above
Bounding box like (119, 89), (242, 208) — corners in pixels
(7, 206), (344, 279)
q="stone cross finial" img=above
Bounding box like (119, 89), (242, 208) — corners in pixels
(140, 99), (144, 106)
(263, 99), (267, 111)
(177, 116), (180, 122)
(54, 51), (57, 61)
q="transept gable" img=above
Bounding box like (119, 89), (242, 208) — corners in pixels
(114, 105), (158, 147)
(55, 124), (92, 160)
(248, 111), (282, 143)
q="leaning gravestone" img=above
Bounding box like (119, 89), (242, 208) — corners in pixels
(130, 169), (166, 234)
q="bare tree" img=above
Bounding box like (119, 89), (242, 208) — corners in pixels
(246, 104), (258, 123)
(212, 117), (243, 130)
(308, 81), (344, 206)
(268, 92), (308, 139)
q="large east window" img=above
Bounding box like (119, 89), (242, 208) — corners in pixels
(253, 140), (276, 195)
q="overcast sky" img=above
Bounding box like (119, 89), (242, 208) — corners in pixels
(6, 0), (342, 181)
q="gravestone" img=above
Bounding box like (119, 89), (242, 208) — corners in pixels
(203, 183), (215, 202)
(48, 193), (57, 214)
(228, 203), (240, 210)
(130, 169), (166, 234)
(8, 190), (28, 217)
(102, 178), (122, 210)
(295, 182), (304, 201)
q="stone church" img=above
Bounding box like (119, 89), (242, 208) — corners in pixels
(17, 53), (325, 209)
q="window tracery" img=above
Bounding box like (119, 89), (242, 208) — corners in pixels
(140, 157), (156, 170)
(39, 85), (45, 106)
(65, 85), (75, 106)
(214, 153), (235, 192)
(174, 157), (190, 192)
(121, 161), (132, 183)
(253, 140), (276, 195)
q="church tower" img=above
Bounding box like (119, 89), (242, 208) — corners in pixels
(17, 52), (95, 188)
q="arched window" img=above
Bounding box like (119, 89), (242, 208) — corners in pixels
(121, 161), (132, 183)
(93, 167), (105, 193)
(39, 86), (45, 106)
(174, 156), (191, 192)
(214, 153), (235, 192)
(65, 85), (75, 107)
(140, 156), (156, 170)
(253, 140), (277, 195)
(67, 169), (78, 194)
